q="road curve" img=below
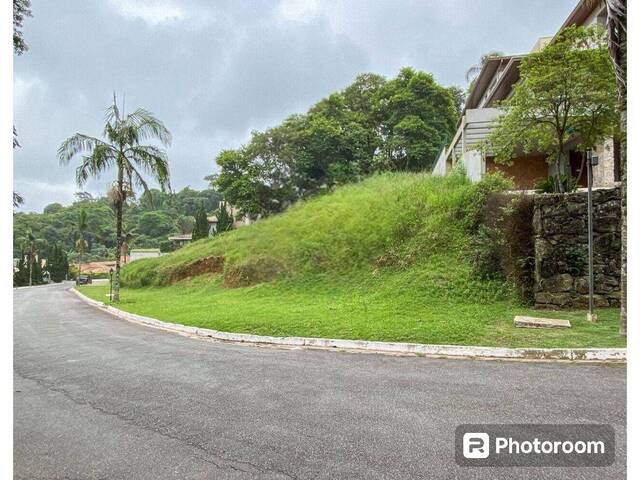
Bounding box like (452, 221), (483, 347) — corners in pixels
(14, 283), (626, 479)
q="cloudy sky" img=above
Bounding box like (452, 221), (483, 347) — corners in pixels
(14, 0), (577, 212)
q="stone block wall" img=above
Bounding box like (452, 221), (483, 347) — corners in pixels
(532, 187), (621, 309)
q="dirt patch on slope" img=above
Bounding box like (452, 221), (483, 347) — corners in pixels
(222, 256), (287, 288)
(168, 256), (225, 284)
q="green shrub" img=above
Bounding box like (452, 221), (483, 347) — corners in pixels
(471, 192), (535, 303)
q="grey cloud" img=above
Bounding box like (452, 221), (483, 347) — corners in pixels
(14, 0), (576, 212)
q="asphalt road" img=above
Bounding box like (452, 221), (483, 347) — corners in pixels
(14, 283), (626, 479)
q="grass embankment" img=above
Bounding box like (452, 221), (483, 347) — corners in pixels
(79, 173), (625, 348)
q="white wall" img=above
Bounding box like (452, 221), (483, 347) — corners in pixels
(130, 250), (162, 262)
(432, 148), (447, 176)
(463, 150), (484, 182)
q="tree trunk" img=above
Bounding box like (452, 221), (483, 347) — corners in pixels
(619, 106), (626, 336)
(613, 0), (627, 337)
(113, 162), (124, 302)
(28, 249), (33, 287)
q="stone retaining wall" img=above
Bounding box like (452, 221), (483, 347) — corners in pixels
(533, 187), (621, 309)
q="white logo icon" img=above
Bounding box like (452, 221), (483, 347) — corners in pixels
(463, 433), (490, 459)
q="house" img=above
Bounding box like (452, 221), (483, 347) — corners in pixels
(207, 216), (218, 236)
(129, 248), (162, 262)
(433, 0), (618, 190)
(168, 233), (193, 248)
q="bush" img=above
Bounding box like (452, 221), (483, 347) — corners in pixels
(534, 174), (578, 193)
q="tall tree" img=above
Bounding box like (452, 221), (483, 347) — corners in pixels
(215, 202), (235, 234)
(375, 67), (458, 172)
(192, 206), (209, 241)
(176, 215), (195, 235)
(485, 25), (617, 193)
(48, 244), (69, 283)
(58, 95), (171, 301)
(24, 230), (36, 286)
(75, 209), (88, 279)
(13, 0), (32, 207)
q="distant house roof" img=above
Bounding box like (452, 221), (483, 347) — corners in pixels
(207, 216), (218, 223)
(168, 234), (192, 241)
(130, 248), (161, 253)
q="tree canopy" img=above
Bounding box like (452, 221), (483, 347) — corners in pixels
(485, 25), (618, 192)
(211, 68), (459, 217)
(13, 186), (223, 261)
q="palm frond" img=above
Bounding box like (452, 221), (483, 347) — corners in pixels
(127, 145), (171, 192)
(126, 162), (153, 201)
(104, 92), (121, 128)
(58, 133), (112, 165)
(75, 143), (116, 186)
(13, 191), (24, 207)
(126, 109), (172, 146)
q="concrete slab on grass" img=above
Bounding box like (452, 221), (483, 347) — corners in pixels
(514, 316), (571, 329)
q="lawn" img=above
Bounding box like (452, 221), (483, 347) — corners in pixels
(78, 273), (625, 349)
(84, 173), (625, 350)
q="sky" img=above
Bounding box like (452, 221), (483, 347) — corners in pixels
(14, 0), (577, 212)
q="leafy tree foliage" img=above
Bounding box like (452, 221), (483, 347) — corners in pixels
(13, 0), (32, 55)
(214, 203), (234, 234)
(212, 68), (458, 217)
(192, 206), (209, 241)
(48, 244), (69, 282)
(13, 187), (222, 266)
(13, 252), (28, 287)
(43, 203), (64, 214)
(485, 26), (618, 192)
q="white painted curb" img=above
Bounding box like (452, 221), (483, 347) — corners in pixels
(71, 288), (626, 362)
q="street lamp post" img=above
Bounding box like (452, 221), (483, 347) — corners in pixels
(109, 267), (114, 302)
(586, 150), (599, 323)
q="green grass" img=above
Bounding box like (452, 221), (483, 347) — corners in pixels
(79, 277), (624, 348)
(90, 172), (625, 349)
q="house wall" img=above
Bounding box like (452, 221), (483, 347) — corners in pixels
(592, 138), (617, 187)
(130, 250), (162, 262)
(462, 150), (484, 181)
(532, 187), (621, 309)
(432, 148), (448, 176)
(485, 155), (549, 189)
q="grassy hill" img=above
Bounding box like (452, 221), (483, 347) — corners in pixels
(80, 172), (625, 348)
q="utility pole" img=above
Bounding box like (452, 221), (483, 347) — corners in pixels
(586, 150), (599, 322)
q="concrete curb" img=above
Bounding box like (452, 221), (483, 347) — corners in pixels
(71, 288), (626, 362)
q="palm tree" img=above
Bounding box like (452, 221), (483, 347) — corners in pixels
(21, 230), (36, 287)
(58, 94), (171, 301)
(75, 209), (88, 281)
(465, 51), (504, 83)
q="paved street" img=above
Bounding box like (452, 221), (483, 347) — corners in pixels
(14, 283), (626, 479)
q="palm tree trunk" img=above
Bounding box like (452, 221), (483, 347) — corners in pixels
(113, 162), (124, 302)
(28, 249), (33, 287)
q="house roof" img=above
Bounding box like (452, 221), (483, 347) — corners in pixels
(558, 0), (601, 32)
(207, 216), (218, 223)
(464, 54), (524, 111)
(464, 1), (602, 113)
